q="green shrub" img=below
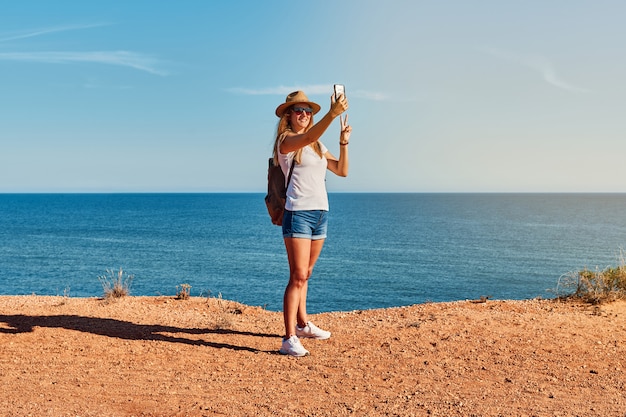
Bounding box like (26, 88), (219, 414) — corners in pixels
(558, 255), (626, 304)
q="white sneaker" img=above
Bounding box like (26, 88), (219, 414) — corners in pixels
(279, 335), (309, 357)
(296, 321), (331, 340)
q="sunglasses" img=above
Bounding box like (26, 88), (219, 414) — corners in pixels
(292, 106), (313, 115)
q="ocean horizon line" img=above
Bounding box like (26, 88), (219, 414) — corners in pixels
(2, 191), (626, 195)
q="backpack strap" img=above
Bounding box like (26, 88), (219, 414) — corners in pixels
(285, 159), (296, 188)
(274, 132), (296, 188)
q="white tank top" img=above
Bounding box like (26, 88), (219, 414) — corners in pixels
(278, 141), (329, 211)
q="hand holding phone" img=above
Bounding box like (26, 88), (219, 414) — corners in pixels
(334, 84), (345, 101)
(331, 84), (348, 117)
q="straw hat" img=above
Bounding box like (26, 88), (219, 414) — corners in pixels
(275, 91), (321, 117)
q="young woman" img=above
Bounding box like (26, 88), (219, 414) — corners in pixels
(273, 90), (351, 356)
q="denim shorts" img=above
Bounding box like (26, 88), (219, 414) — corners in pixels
(282, 210), (328, 240)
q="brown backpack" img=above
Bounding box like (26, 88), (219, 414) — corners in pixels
(264, 158), (295, 226)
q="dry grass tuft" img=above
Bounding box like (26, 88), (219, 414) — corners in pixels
(175, 283), (192, 300)
(98, 268), (134, 300)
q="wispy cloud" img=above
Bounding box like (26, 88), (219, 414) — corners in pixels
(480, 46), (591, 93)
(0, 23), (111, 43)
(351, 90), (391, 101)
(0, 24), (168, 76)
(227, 85), (331, 96)
(227, 85), (390, 100)
(0, 51), (168, 76)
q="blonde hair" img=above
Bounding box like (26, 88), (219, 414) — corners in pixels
(273, 107), (323, 165)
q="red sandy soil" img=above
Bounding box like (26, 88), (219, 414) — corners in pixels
(1, 296), (625, 416)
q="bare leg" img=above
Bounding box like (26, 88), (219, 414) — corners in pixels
(296, 239), (324, 327)
(283, 237), (325, 337)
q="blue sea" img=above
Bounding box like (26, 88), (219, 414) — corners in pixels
(1, 193), (625, 313)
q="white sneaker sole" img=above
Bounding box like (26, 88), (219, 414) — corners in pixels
(279, 349), (310, 357)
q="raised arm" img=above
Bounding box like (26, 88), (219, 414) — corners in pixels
(326, 114), (351, 177)
(279, 94), (349, 154)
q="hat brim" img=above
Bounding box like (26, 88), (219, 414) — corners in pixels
(275, 101), (321, 118)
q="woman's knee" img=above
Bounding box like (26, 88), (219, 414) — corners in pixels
(289, 271), (309, 288)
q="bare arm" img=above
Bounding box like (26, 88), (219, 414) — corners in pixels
(279, 94), (348, 154)
(326, 114), (351, 177)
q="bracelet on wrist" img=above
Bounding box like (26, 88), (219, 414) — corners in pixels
(340, 142), (349, 146)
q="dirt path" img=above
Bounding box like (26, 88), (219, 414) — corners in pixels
(1, 296), (625, 416)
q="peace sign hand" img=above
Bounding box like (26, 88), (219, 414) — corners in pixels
(340, 114), (351, 145)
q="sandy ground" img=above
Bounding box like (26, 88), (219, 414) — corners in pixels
(1, 295), (625, 417)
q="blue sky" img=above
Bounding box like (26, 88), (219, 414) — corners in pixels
(1, 1), (625, 192)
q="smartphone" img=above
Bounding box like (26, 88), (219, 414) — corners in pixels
(334, 84), (345, 100)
